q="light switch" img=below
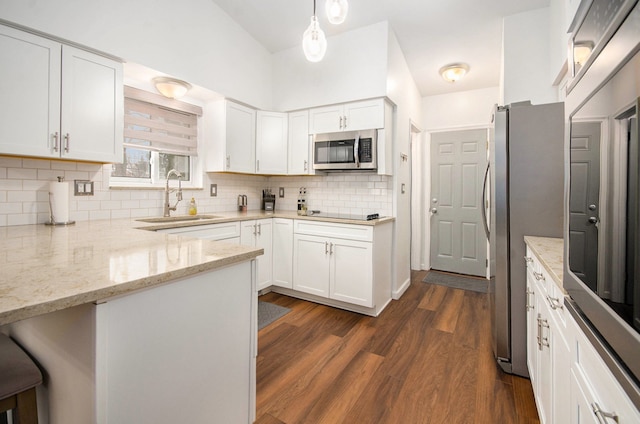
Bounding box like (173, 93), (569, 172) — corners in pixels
(279, 187), (285, 198)
(210, 184), (217, 197)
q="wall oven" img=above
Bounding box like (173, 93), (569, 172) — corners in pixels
(313, 129), (377, 171)
(565, 0), (640, 405)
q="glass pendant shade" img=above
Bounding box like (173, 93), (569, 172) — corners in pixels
(325, 0), (348, 24)
(302, 16), (327, 62)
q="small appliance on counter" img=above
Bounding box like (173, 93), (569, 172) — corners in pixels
(297, 188), (307, 215)
(262, 189), (275, 211)
(238, 194), (247, 212)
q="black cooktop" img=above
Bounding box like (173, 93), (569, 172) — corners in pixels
(309, 212), (380, 221)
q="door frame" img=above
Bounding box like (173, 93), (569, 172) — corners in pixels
(416, 124), (491, 274)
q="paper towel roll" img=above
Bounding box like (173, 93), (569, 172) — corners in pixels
(50, 180), (70, 223)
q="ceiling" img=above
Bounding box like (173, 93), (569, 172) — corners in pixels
(210, 0), (550, 97)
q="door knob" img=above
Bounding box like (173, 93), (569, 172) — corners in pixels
(431, 207), (438, 214)
(588, 217), (598, 224)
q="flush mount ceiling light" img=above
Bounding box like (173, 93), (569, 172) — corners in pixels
(302, 0), (328, 62)
(153, 77), (192, 99)
(439, 63), (470, 83)
(325, 0), (348, 24)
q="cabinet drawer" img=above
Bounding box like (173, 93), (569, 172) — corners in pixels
(157, 222), (241, 241)
(294, 220), (373, 242)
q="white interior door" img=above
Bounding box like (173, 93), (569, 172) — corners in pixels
(430, 129), (488, 276)
(569, 121), (601, 292)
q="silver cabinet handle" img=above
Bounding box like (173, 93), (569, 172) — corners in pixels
(339, 116), (343, 129)
(540, 318), (550, 349)
(343, 115), (347, 128)
(304, 160), (308, 171)
(533, 271), (545, 281)
(546, 295), (563, 310)
(592, 403), (619, 423)
(537, 314), (542, 350)
(64, 133), (70, 153)
(257, 159), (260, 172)
(226, 155), (230, 169)
(329, 242), (333, 255)
(258, 223), (261, 235)
(526, 288), (535, 311)
(52, 132), (59, 152)
(524, 256), (534, 264)
(325, 241), (328, 255)
(253, 224), (257, 236)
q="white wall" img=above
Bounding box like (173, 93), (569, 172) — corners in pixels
(272, 22), (389, 111)
(503, 7), (557, 105)
(386, 29), (423, 297)
(0, 0), (273, 109)
(415, 87), (499, 270)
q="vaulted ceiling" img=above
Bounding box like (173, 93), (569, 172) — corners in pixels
(210, 0), (550, 97)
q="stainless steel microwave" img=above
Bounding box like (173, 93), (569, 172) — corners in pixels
(313, 129), (377, 171)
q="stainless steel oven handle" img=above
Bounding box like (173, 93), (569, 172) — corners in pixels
(591, 403), (619, 423)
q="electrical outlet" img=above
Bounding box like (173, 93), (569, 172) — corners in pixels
(74, 180), (94, 196)
(279, 187), (285, 198)
(210, 184), (217, 197)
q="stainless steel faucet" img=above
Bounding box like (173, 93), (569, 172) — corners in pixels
(164, 169), (183, 217)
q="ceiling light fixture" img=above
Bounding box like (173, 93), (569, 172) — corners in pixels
(439, 63), (470, 83)
(153, 77), (192, 99)
(325, 0), (348, 25)
(303, 0), (327, 62)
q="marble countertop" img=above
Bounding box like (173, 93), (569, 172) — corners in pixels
(0, 211), (394, 326)
(0, 219), (263, 326)
(133, 210), (395, 232)
(524, 236), (564, 292)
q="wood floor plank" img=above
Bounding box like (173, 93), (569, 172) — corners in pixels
(256, 271), (540, 424)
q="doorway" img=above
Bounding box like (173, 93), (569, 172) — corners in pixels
(430, 129), (488, 277)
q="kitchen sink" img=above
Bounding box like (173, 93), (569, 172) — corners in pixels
(136, 215), (220, 223)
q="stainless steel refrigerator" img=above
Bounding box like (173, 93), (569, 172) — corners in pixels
(486, 101), (564, 377)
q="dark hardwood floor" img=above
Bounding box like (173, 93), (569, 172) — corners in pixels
(256, 270), (540, 424)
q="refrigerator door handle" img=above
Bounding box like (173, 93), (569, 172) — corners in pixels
(481, 162), (491, 240)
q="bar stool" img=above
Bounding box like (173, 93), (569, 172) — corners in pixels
(0, 334), (42, 424)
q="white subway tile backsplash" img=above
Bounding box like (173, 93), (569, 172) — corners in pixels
(0, 156), (393, 227)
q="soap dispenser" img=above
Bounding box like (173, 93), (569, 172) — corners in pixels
(188, 197), (197, 215)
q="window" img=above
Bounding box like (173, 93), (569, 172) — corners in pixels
(111, 86), (202, 187)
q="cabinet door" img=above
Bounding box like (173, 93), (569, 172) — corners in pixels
(309, 104), (343, 134)
(256, 111), (288, 175)
(538, 305), (553, 424)
(343, 99), (384, 132)
(525, 264), (538, 390)
(293, 234), (330, 297)
(255, 219), (273, 290)
(570, 368), (600, 424)
(226, 101), (256, 173)
(0, 25), (61, 158)
(330, 238), (373, 307)
(288, 110), (312, 175)
(272, 218), (293, 289)
(61, 46), (123, 162)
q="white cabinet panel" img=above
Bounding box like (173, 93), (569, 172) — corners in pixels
(0, 25), (123, 162)
(0, 25), (60, 158)
(241, 219), (272, 291)
(330, 238), (373, 307)
(256, 111), (288, 174)
(272, 218), (293, 289)
(309, 99), (384, 134)
(288, 110), (312, 175)
(226, 101), (257, 173)
(293, 233), (331, 297)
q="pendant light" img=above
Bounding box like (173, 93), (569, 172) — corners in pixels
(302, 0), (327, 62)
(325, 0), (348, 25)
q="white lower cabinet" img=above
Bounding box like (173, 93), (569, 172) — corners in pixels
(525, 244), (639, 424)
(241, 219), (273, 291)
(272, 218), (293, 289)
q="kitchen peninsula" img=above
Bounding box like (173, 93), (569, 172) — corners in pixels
(0, 219), (263, 423)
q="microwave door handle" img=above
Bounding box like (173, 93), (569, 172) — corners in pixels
(354, 134), (360, 168)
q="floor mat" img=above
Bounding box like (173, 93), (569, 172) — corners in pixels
(258, 301), (291, 330)
(422, 271), (488, 293)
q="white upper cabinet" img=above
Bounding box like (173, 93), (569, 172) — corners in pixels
(287, 110), (312, 175)
(309, 99), (385, 134)
(256, 110), (288, 175)
(207, 100), (256, 174)
(0, 24), (123, 162)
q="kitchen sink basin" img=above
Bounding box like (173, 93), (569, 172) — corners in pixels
(136, 215), (220, 223)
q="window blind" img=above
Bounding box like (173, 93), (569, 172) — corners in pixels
(123, 90), (199, 157)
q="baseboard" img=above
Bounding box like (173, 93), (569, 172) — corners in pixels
(392, 277), (411, 300)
